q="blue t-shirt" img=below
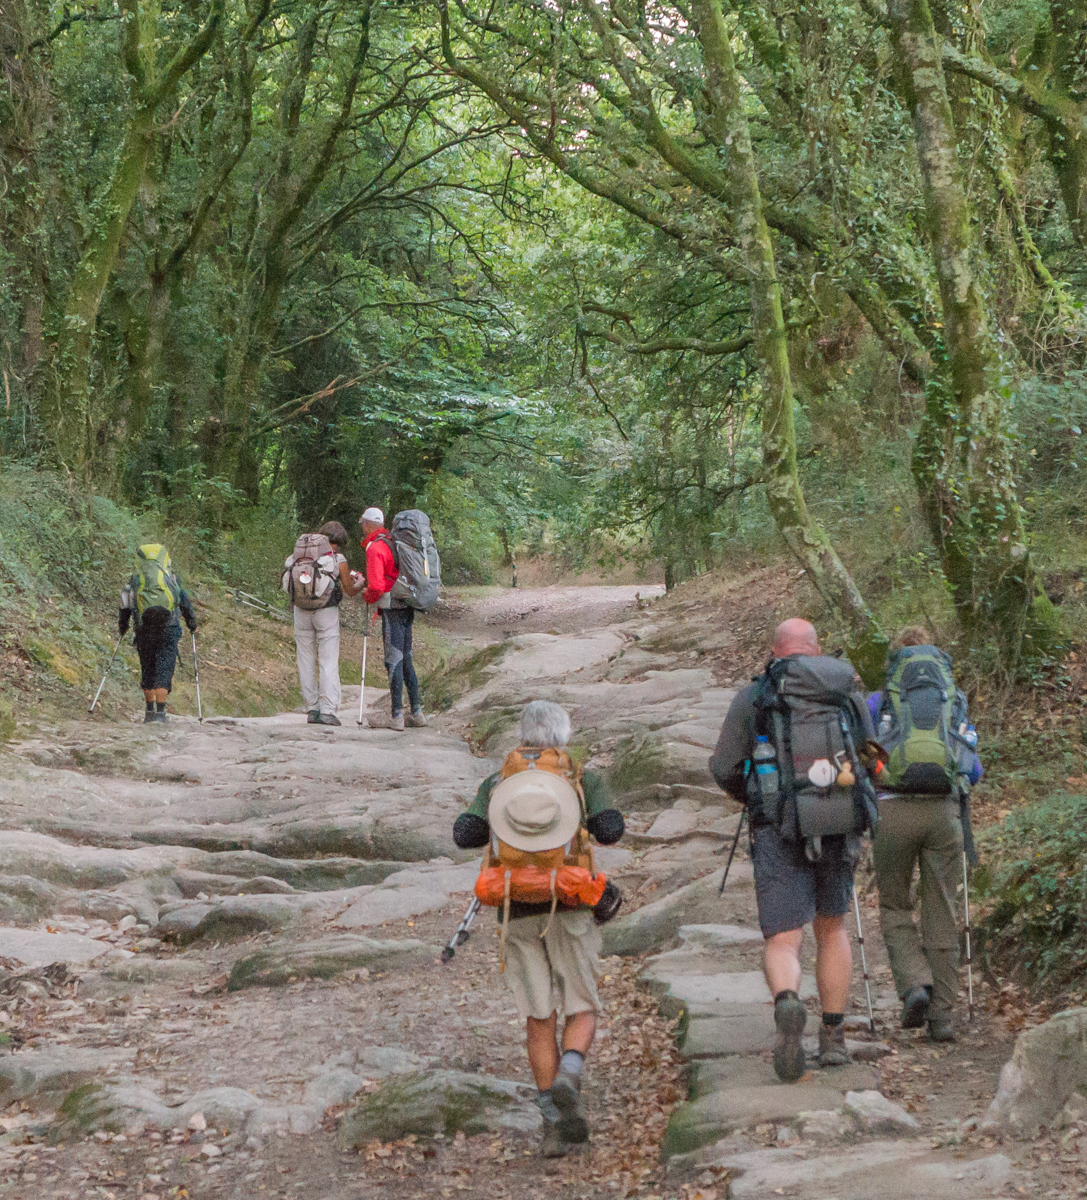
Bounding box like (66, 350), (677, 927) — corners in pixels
(867, 692), (983, 785)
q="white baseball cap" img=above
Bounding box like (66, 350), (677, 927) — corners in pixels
(360, 507), (384, 525)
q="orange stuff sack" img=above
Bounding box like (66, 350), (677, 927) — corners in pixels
(475, 865), (608, 909)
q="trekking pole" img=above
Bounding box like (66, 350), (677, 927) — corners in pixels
(441, 896), (481, 963)
(962, 849), (974, 1023)
(89, 633), (125, 713)
(852, 887), (876, 1033)
(191, 632), (203, 722)
(717, 808), (747, 896)
(357, 605), (369, 727)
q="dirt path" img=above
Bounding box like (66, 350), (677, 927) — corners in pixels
(0, 580), (1077, 1199)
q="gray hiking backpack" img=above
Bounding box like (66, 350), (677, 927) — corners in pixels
(748, 655), (878, 848)
(283, 533), (339, 611)
(385, 510), (441, 611)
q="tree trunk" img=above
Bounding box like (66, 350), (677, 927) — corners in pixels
(888, 0), (1048, 661)
(46, 100), (156, 471)
(695, 0), (889, 684)
(42, 0), (222, 475)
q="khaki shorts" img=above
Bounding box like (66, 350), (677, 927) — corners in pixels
(503, 909), (603, 1022)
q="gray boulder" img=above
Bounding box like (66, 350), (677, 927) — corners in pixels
(844, 1090), (920, 1135)
(0, 1047), (135, 1108)
(602, 865), (754, 957)
(153, 895), (293, 944)
(0, 874), (61, 922)
(337, 1071), (538, 1146)
(228, 934), (436, 990)
(982, 1006), (1087, 1137)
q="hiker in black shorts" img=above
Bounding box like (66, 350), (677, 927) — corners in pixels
(119, 544), (198, 723)
(709, 618), (878, 1081)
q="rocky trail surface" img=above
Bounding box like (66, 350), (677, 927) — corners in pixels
(0, 576), (1081, 1198)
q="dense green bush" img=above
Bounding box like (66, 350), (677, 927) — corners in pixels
(975, 792), (1087, 989)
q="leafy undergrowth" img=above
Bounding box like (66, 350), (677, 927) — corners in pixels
(974, 791), (1087, 1003)
(0, 463), (456, 729)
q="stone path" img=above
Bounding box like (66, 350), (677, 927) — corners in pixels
(0, 581), (1039, 1197)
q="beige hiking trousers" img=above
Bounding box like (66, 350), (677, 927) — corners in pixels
(293, 605), (341, 716)
(873, 797), (963, 1017)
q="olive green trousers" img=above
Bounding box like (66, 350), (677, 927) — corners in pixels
(872, 797), (963, 1018)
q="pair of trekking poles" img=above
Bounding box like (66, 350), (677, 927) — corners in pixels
(715, 807), (975, 1032)
(89, 630), (203, 722)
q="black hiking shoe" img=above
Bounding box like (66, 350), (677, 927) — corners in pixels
(928, 1015), (956, 1042)
(550, 1070), (589, 1144)
(307, 710), (321, 723)
(900, 985), (932, 1030)
(316, 713), (341, 726)
(144, 710), (157, 724)
(773, 991), (807, 1082)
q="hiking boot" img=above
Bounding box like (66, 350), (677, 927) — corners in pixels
(550, 1070), (589, 1144)
(539, 1119), (569, 1158)
(817, 1022), (851, 1067)
(316, 713), (341, 726)
(928, 1014), (956, 1042)
(386, 713), (406, 732)
(900, 985), (932, 1030)
(307, 710), (321, 724)
(773, 992), (807, 1083)
(405, 709), (428, 727)
(144, 710), (157, 724)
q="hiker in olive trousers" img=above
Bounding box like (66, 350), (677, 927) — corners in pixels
(869, 629), (982, 1042)
(872, 800), (965, 1040)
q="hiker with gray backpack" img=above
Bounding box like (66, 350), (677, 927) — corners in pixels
(282, 521), (365, 727)
(119, 544), (199, 723)
(869, 628), (982, 1042)
(709, 619), (882, 1081)
(359, 506), (440, 731)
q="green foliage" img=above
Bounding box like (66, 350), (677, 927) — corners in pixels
(976, 792), (1087, 988)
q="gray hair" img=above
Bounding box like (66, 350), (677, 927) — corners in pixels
(520, 700), (571, 748)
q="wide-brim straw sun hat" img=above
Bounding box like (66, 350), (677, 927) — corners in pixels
(488, 769), (582, 852)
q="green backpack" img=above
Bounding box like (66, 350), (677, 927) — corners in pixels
(877, 645), (971, 795)
(134, 544), (181, 614)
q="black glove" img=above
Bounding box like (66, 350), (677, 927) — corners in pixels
(186, 618), (198, 634)
(453, 812), (490, 850)
(593, 879), (623, 925)
(119, 609), (131, 636)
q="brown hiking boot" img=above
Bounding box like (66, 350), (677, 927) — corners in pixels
(405, 709), (428, 727)
(818, 1022), (852, 1067)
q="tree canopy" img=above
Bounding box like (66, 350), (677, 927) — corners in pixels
(3, 0), (1087, 675)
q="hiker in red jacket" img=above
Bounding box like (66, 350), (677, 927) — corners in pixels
(359, 507), (425, 731)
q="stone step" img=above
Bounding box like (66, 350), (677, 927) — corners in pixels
(688, 1140), (1015, 1199)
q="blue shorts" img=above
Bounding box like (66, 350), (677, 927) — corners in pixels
(750, 824), (857, 937)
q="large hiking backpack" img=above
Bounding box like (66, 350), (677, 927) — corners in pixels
(283, 533), (339, 611)
(134, 544), (181, 615)
(384, 510), (441, 611)
(749, 655), (877, 845)
(877, 645), (972, 795)
(474, 748), (608, 967)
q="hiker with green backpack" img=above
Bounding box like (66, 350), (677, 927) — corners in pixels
(119, 544), (198, 723)
(869, 628), (982, 1043)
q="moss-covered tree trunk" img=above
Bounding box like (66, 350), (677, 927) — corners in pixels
(888, 0), (1045, 661)
(695, 0), (888, 684)
(44, 0), (222, 476)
